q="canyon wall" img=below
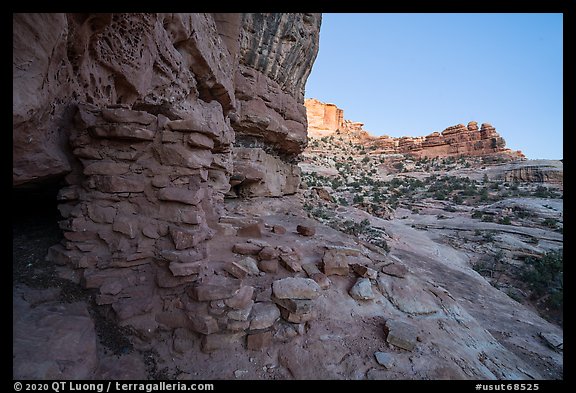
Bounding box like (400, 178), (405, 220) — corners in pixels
(13, 13), (320, 332)
(305, 98), (525, 160)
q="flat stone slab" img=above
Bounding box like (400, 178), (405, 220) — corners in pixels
(249, 302), (280, 330)
(377, 275), (439, 315)
(539, 332), (563, 351)
(385, 319), (418, 351)
(381, 263), (409, 278)
(224, 286), (254, 310)
(188, 275), (242, 301)
(271, 295), (314, 314)
(374, 352), (395, 369)
(272, 277), (321, 300)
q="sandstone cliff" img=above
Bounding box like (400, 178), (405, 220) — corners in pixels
(305, 98), (525, 160)
(13, 13), (321, 336)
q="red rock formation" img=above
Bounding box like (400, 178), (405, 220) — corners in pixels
(305, 98), (344, 137)
(13, 13), (321, 334)
(305, 99), (525, 159)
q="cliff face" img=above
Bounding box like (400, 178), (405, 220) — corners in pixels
(13, 13), (320, 333)
(503, 161), (563, 185)
(305, 98), (525, 160)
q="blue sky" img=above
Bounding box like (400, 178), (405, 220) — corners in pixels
(305, 13), (563, 160)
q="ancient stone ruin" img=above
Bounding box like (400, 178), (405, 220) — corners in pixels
(13, 13), (321, 348)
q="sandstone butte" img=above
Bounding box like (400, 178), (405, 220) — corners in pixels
(305, 98), (525, 160)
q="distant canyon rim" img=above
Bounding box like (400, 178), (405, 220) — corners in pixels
(13, 13), (562, 380)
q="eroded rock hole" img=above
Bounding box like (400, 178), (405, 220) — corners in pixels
(12, 182), (64, 288)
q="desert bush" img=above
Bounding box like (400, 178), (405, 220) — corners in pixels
(522, 249), (563, 309)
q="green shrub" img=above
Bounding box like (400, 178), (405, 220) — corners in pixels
(541, 218), (558, 228)
(522, 250), (563, 309)
(471, 210), (483, 219)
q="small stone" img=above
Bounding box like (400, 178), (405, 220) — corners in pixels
(278, 245), (292, 253)
(279, 307), (316, 323)
(84, 161), (130, 176)
(237, 222), (264, 238)
(89, 124), (155, 141)
(228, 301), (254, 321)
(322, 249), (350, 276)
(57, 186), (79, 201)
(45, 245), (75, 266)
(101, 107), (156, 125)
(272, 225), (286, 234)
(310, 273), (331, 289)
(232, 243), (262, 255)
(187, 132), (215, 149)
(151, 175), (170, 188)
(160, 247), (207, 264)
(227, 320), (250, 332)
(87, 204), (117, 224)
(225, 286), (255, 310)
(296, 224), (315, 236)
(236, 256), (260, 275)
(258, 246), (279, 261)
(142, 224), (161, 239)
(247, 330), (272, 351)
(274, 322), (299, 342)
(112, 216), (139, 238)
(351, 264), (378, 279)
(233, 369), (248, 379)
(157, 187), (204, 205)
(210, 300), (226, 309)
(385, 319), (418, 351)
(374, 352), (394, 369)
(349, 278), (375, 300)
(188, 276), (242, 301)
(271, 295), (313, 314)
(249, 302), (280, 330)
(279, 253), (302, 272)
(258, 259), (279, 273)
(247, 239), (271, 248)
(189, 314), (219, 335)
(539, 332), (563, 351)
(302, 263), (331, 289)
(272, 277), (321, 300)
(169, 261), (202, 277)
(224, 261), (249, 279)
(169, 226), (205, 250)
(302, 262), (321, 276)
